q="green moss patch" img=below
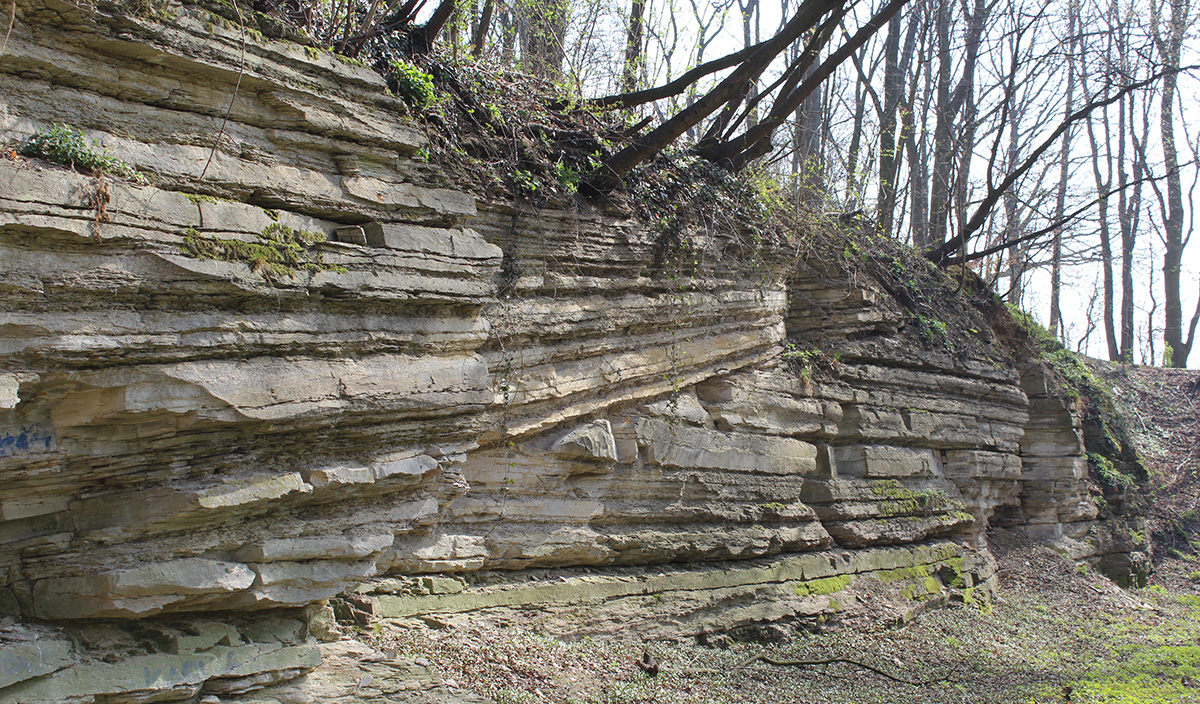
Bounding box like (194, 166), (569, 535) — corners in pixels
(182, 222), (343, 278)
(791, 574), (852, 597)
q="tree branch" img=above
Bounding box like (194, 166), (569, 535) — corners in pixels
(945, 170), (1168, 265)
(560, 38), (767, 112)
(585, 0), (845, 194)
(927, 67), (1190, 264)
(699, 0), (909, 170)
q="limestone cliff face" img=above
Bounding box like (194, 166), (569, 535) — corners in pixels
(0, 1), (1148, 700)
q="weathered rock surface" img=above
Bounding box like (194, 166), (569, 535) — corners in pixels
(0, 0), (1149, 700)
(0, 613), (320, 704)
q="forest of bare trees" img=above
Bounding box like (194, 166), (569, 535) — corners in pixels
(281, 0), (1198, 368)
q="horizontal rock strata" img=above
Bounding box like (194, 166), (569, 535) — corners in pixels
(0, 0), (1149, 700)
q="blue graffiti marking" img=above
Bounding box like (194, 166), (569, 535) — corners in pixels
(0, 425), (54, 457)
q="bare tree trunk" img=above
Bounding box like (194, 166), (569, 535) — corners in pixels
(906, 35), (930, 245)
(793, 64), (825, 205)
(472, 0), (495, 56)
(921, 0), (953, 249)
(876, 11), (903, 233)
(622, 0), (645, 93)
(500, 5), (518, 62)
(923, 0), (985, 248)
(418, 0), (458, 53)
(1147, 240), (1159, 364)
(1151, 0), (1193, 366)
(1077, 276), (1101, 353)
(739, 0), (761, 127)
(1110, 0), (1141, 361)
(1003, 96), (1025, 305)
(844, 63), (868, 203)
(1118, 85), (1149, 361)
(1049, 2), (1078, 344)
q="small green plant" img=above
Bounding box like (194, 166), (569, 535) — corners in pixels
(512, 169), (539, 196)
(554, 160), (580, 194)
(915, 315), (950, 348)
(19, 123), (146, 183)
(1089, 453), (1134, 489)
(389, 59), (436, 109)
(782, 342), (839, 381)
(484, 102), (504, 123)
(335, 53), (366, 67)
(123, 0), (174, 23)
(916, 488), (949, 514)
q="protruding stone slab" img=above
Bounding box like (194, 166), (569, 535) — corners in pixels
(0, 642), (320, 704)
(0, 629), (72, 690)
(250, 560), (378, 605)
(551, 419), (618, 462)
(341, 177), (477, 218)
(31, 559), (257, 619)
(232, 533), (394, 562)
(334, 225), (368, 245)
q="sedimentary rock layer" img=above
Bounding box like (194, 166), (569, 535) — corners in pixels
(0, 0), (1148, 700)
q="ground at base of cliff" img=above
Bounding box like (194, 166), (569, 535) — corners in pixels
(333, 529), (1200, 704)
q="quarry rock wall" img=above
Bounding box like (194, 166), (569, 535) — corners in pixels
(0, 1), (1149, 701)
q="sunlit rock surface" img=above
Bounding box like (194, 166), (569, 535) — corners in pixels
(0, 0), (1147, 700)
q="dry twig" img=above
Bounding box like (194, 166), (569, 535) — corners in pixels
(1, 0), (16, 56)
(680, 649), (952, 687)
(200, 0), (247, 181)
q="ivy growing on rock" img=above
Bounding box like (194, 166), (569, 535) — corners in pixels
(20, 123), (147, 183)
